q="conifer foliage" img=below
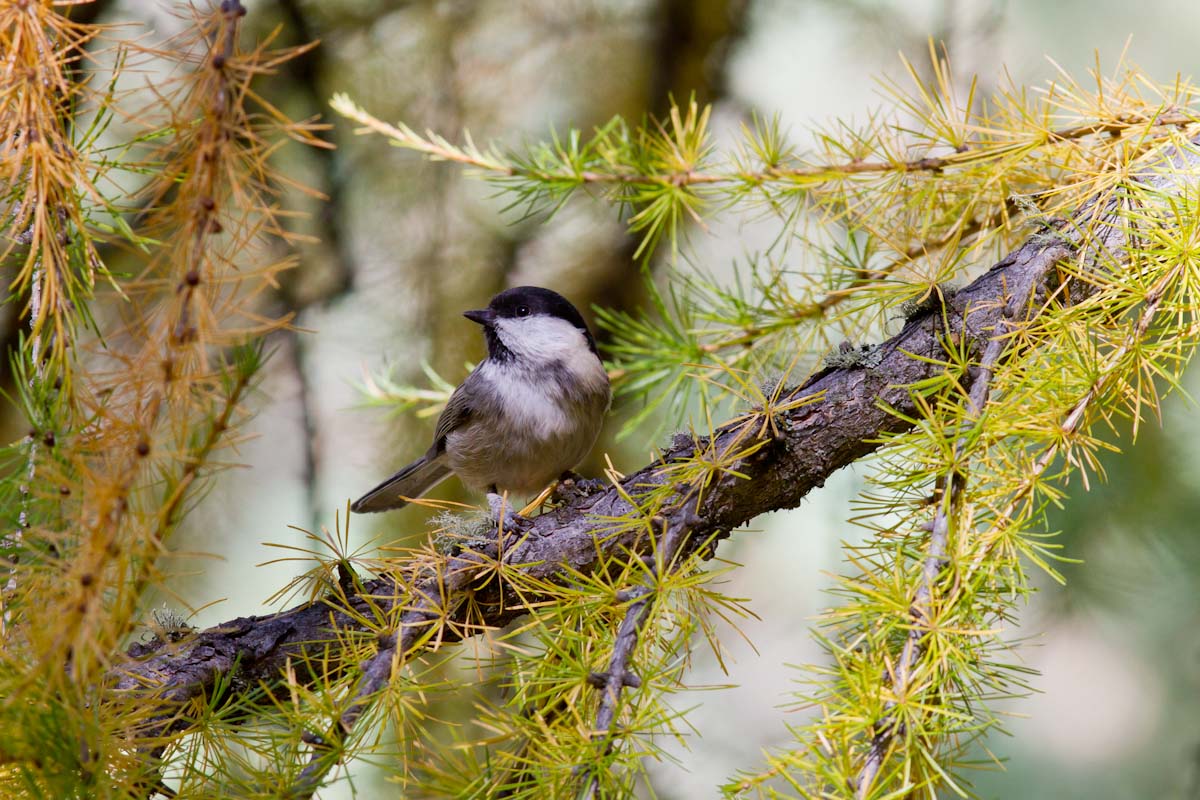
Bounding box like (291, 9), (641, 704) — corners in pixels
(1, 1), (325, 796)
(3, 3), (1200, 798)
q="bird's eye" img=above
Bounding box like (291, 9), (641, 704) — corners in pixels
(516, 305), (530, 317)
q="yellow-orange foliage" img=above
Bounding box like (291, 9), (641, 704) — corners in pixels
(2, 0), (326, 708)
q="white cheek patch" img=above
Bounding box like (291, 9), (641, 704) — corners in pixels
(494, 316), (591, 364)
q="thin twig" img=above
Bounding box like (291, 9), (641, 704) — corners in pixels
(855, 328), (1008, 798)
(695, 196), (1019, 358)
(119, 360), (257, 635)
(283, 608), (431, 798)
(960, 257), (1180, 587)
(281, 544), (495, 799)
(333, 98), (1193, 189)
(580, 500), (698, 799)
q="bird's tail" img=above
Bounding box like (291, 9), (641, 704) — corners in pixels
(350, 454), (452, 513)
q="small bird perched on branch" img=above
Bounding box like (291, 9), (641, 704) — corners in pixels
(351, 286), (611, 523)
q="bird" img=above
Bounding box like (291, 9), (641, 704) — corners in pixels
(350, 286), (611, 522)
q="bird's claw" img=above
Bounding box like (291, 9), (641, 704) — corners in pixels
(487, 492), (533, 532)
(554, 471), (607, 503)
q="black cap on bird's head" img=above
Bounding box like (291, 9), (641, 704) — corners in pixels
(464, 286), (598, 357)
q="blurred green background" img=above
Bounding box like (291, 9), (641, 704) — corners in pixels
(33, 0), (1200, 797)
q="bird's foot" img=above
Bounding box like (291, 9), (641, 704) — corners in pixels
(553, 471), (607, 504)
(487, 492), (533, 532)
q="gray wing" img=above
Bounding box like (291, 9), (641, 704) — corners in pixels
(427, 370), (481, 457)
(350, 370), (484, 514)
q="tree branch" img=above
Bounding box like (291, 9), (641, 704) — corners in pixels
(856, 331), (1007, 798)
(580, 494), (700, 799)
(332, 96), (1193, 189)
(109, 133), (1200, 794)
(283, 569), (453, 799)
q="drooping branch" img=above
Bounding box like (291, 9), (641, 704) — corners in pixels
(282, 560), (465, 799)
(109, 132), (1200, 793)
(855, 331), (1007, 798)
(580, 490), (701, 799)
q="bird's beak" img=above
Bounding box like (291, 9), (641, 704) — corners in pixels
(463, 308), (495, 326)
